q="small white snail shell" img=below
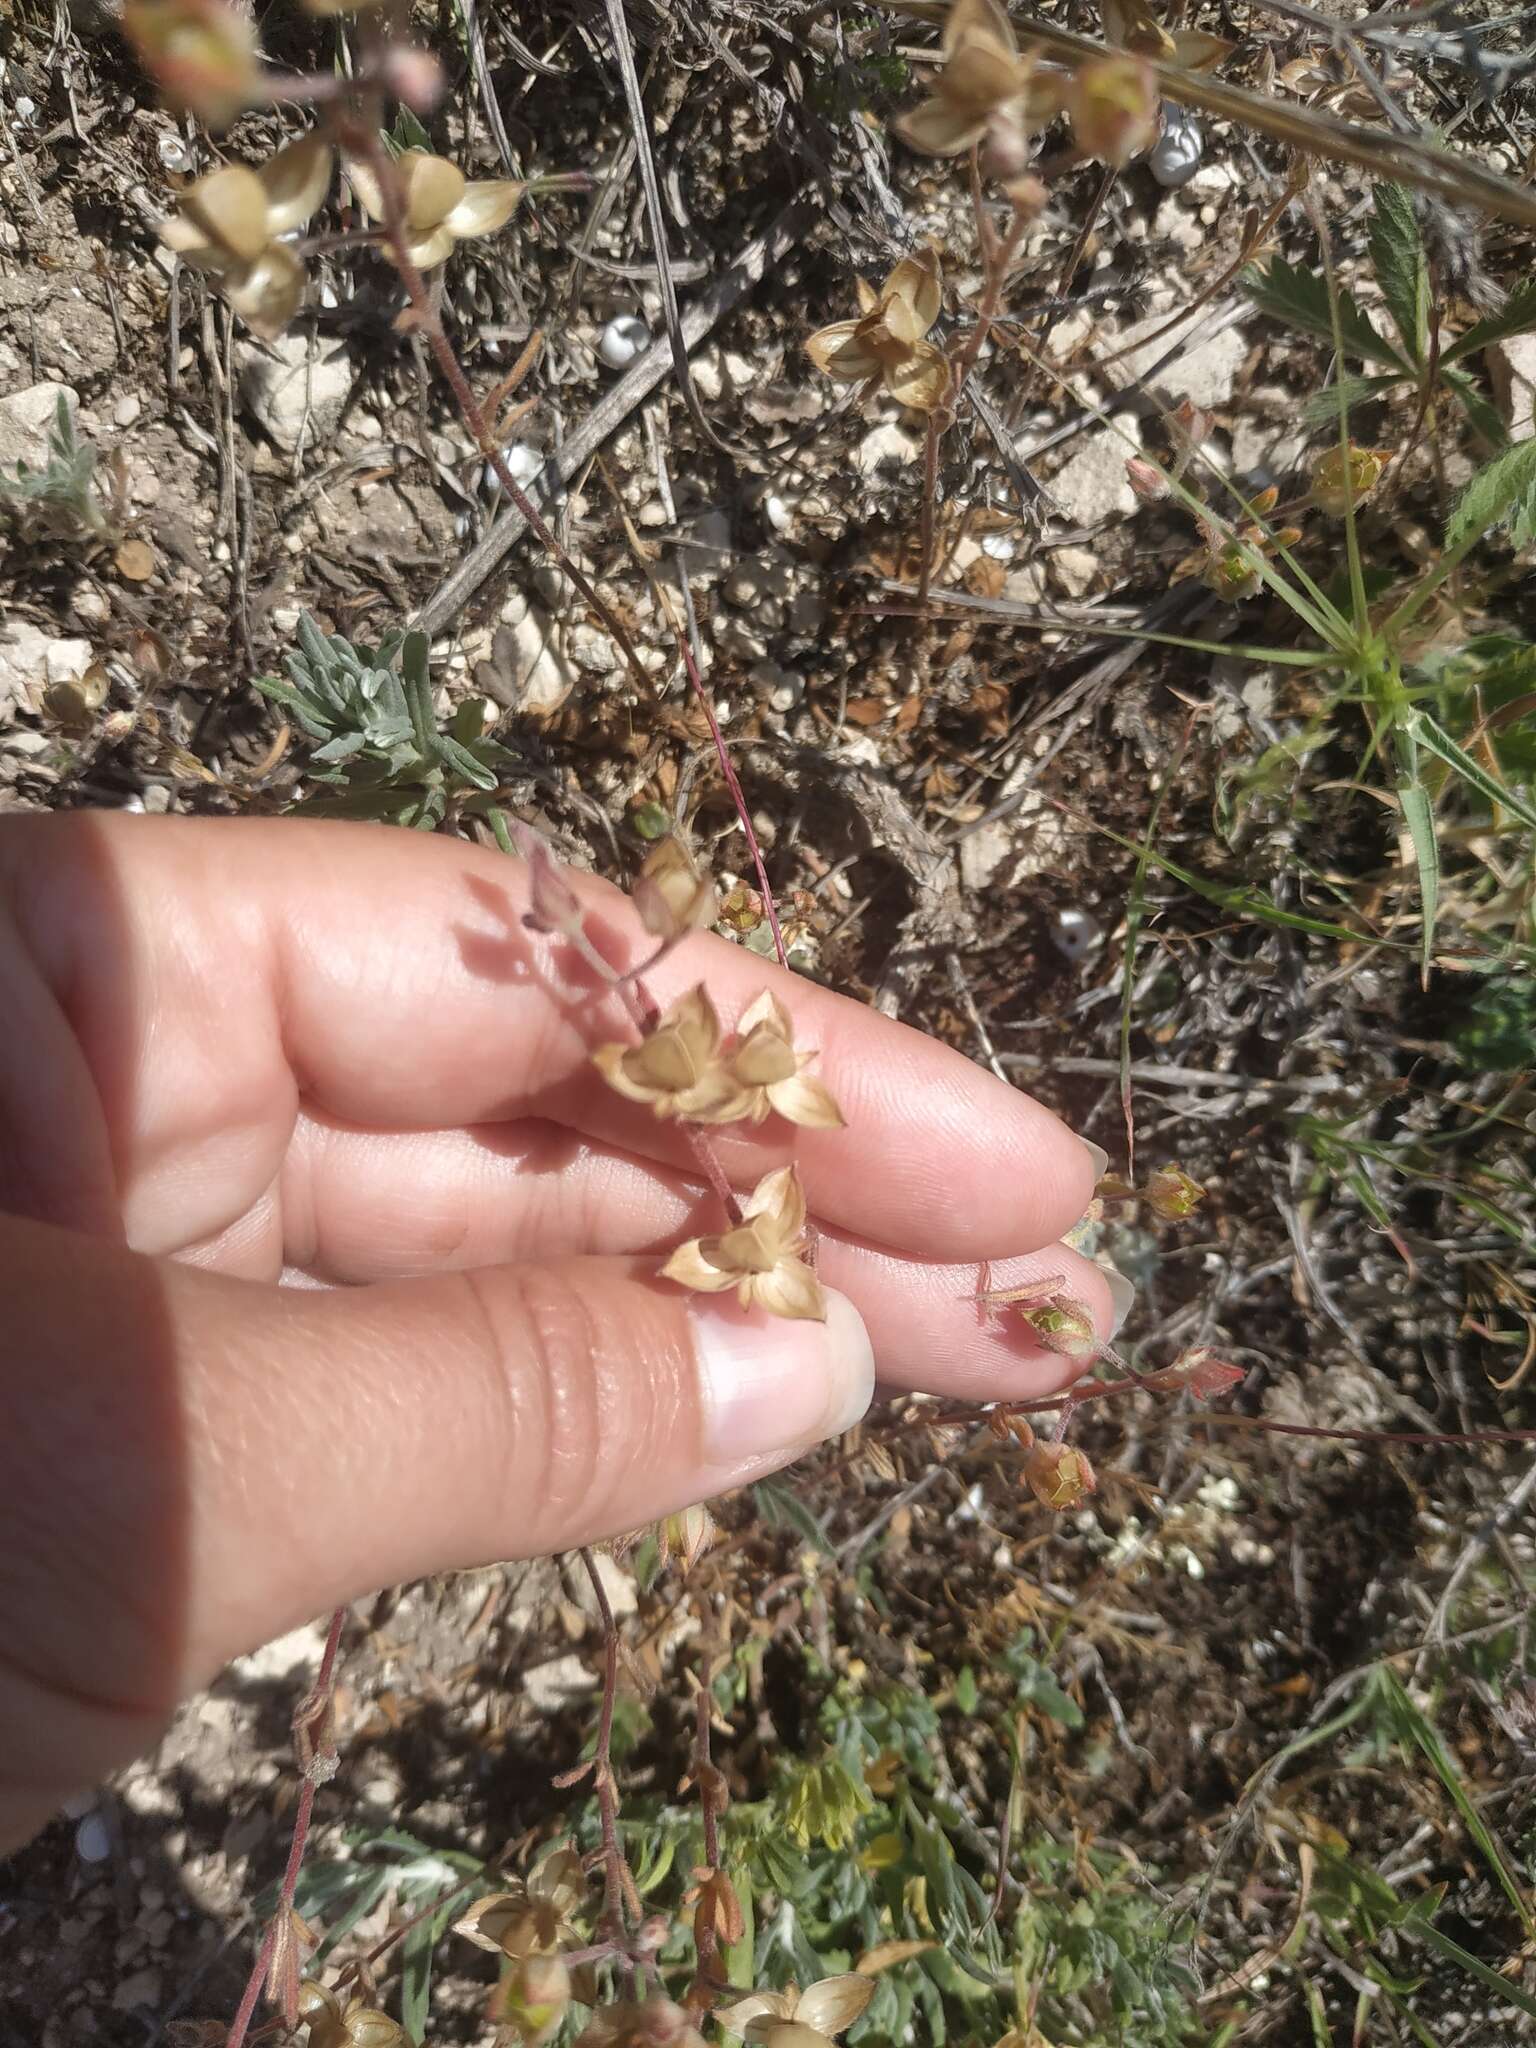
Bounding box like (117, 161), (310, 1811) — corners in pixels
(1149, 108), (1204, 188)
(598, 313), (650, 369)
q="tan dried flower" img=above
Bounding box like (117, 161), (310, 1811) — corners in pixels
(455, 1848), (586, 1960)
(123, 0), (260, 127)
(1102, 0), (1233, 71)
(806, 248), (949, 413)
(592, 986), (742, 1121)
(694, 989), (845, 1131)
(895, 0), (1044, 157)
(1023, 1440), (1097, 1510)
(1066, 54), (1159, 166)
(1310, 442), (1385, 517)
(297, 1980), (407, 2048)
(662, 1164), (826, 1321)
(633, 836), (718, 940)
(346, 149), (523, 270)
(717, 1972), (876, 2048)
(159, 133), (333, 339)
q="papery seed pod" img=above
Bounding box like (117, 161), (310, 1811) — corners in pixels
(632, 835), (718, 939)
(1023, 1440), (1097, 1509)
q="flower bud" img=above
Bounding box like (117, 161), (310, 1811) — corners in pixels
(493, 1951), (571, 2046)
(1144, 1164), (1206, 1219)
(1125, 456), (1167, 501)
(1067, 55), (1158, 166)
(1141, 1347), (1244, 1400)
(380, 44), (446, 113)
(1024, 1441), (1097, 1510)
(1019, 1296), (1098, 1359)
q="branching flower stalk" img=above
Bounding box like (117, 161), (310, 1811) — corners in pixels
(224, 1603), (346, 2048)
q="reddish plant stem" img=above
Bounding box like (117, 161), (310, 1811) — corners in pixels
(673, 626), (788, 971)
(225, 1605), (346, 2048)
(685, 1673), (726, 2013)
(576, 1547), (643, 1951)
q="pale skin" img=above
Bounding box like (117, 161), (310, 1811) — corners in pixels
(0, 816), (1109, 1850)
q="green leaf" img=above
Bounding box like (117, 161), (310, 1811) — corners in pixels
(1406, 709), (1536, 829)
(1242, 258), (1407, 368)
(1445, 434), (1536, 551)
(1442, 275), (1536, 363)
(953, 1666), (979, 1716)
(1369, 183), (1429, 364)
(1298, 371), (1407, 426)
(752, 1477), (834, 1554)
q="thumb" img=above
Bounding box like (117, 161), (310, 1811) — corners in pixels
(0, 1216), (872, 1847)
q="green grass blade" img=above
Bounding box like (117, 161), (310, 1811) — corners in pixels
(1080, 814), (1391, 944)
(1407, 710), (1536, 830)
(1394, 1915), (1536, 2019)
(1397, 773), (1440, 988)
(1378, 1668), (1536, 1939)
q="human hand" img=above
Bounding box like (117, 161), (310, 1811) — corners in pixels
(0, 815), (1110, 1849)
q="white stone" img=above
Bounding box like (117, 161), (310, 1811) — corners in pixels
(500, 603), (577, 716)
(524, 1653), (596, 1713)
(1488, 333), (1536, 432)
(74, 1811), (111, 1863)
(1115, 311), (1246, 410)
(45, 637), (94, 685)
(73, 585), (110, 623)
(228, 1619), (327, 1686)
(113, 393), (142, 429)
(0, 381), (79, 472)
(1049, 428), (1138, 526)
(1152, 194), (1203, 254)
(959, 822), (1015, 892)
(1229, 384), (1311, 484)
(565, 1550), (637, 1620)
(856, 420), (922, 474)
(1050, 545), (1098, 597)
(238, 334), (352, 452)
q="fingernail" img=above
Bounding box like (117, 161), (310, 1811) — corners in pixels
(1102, 1261), (1136, 1335)
(694, 1287), (874, 1471)
(1082, 1139), (1109, 1181)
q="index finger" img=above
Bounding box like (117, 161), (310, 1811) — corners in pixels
(2, 815), (1097, 1262)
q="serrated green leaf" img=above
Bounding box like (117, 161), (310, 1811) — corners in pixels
(1443, 274), (1536, 363)
(1445, 434), (1536, 551)
(1297, 371), (1407, 427)
(1242, 258), (1407, 367)
(1369, 183), (1429, 364)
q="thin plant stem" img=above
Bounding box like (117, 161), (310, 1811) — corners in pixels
(348, 126), (658, 706)
(674, 625), (789, 971)
(224, 1605), (346, 2048)
(573, 1547), (643, 1958)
